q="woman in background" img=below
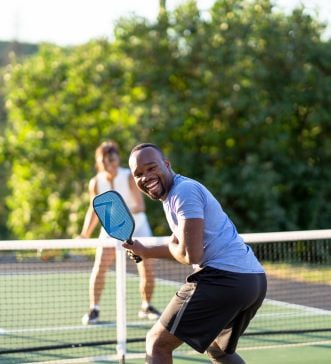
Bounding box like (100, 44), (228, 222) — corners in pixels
(79, 140), (160, 324)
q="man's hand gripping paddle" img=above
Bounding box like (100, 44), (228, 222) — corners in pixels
(93, 190), (142, 263)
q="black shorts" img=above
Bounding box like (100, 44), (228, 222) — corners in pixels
(160, 266), (267, 353)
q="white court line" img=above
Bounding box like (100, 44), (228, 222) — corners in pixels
(2, 305), (328, 335)
(183, 340), (331, 354)
(152, 275), (331, 316)
(0, 321), (153, 335)
(180, 340), (331, 355)
(0, 325), (112, 335)
(25, 353), (147, 364)
(1, 275), (329, 335)
(238, 340), (331, 351)
(26, 341), (331, 364)
(263, 298), (331, 315)
(256, 312), (330, 319)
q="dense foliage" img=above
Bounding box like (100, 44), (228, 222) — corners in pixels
(1, 0), (331, 240)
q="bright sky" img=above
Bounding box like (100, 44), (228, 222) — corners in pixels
(0, 0), (330, 45)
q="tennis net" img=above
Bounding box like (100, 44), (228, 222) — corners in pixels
(0, 230), (330, 363)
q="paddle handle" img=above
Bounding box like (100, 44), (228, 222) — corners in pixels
(126, 238), (142, 263)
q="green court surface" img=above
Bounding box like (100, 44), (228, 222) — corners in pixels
(239, 344), (331, 364)
(0, 268), (330, 363)
(123, 343), (331, 364)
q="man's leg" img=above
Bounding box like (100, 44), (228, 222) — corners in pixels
(145, 320), (183, 364)
(206, 342), (245, 364)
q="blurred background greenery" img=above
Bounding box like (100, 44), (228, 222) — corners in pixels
(0, 0), (330, 241)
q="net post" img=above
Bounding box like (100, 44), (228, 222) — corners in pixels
(115, 239), (127, 363)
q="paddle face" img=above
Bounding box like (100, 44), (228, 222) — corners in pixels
(93, 191), (142, 263)
(93, 190), (135, 241)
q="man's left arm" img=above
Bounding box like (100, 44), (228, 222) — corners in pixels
(168, 218), (204, 265)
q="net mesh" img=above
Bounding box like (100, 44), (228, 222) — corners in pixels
(0, 231), (330, 363)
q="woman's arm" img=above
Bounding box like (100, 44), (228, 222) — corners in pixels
(79, 177), (99, 238)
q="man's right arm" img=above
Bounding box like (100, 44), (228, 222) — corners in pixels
(123, 234), (177, 260)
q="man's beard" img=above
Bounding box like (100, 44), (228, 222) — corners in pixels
(144, 183), (165, 201)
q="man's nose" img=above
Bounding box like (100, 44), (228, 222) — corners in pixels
(141, 173), (150, 182)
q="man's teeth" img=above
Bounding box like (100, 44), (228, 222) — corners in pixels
(146, 181), (158, 189)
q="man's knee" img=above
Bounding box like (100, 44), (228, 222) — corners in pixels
(146, 326), (166, 349)
(146, 327), (156, 348)
(206, 346), (245, 364)
(206, 346), (226, 362)
(145, 323), (181, 356)
(145, 327), (164, 356)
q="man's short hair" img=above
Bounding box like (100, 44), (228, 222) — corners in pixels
(130, 143), (164, 158)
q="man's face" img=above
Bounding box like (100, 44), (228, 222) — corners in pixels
(129, 147), (173, 201)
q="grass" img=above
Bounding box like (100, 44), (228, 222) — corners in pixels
(263, 262), (331, 285)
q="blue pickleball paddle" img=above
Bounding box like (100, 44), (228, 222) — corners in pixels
(93, 190), (142, 263)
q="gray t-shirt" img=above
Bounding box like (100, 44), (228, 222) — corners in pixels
(163, 174), (264, 273)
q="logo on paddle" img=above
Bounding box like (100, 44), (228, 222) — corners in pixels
(93, 201), (125, 234)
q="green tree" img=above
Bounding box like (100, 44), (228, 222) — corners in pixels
(113, 0), (331, 231)
(3, 41), (144, 238)
(2, 0), (331, 240)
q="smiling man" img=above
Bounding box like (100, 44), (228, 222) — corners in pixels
(129, 144), (173, 201)
(125, 143), (267, 364)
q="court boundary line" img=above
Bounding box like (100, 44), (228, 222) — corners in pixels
(1, 276), (329, 335)
(25, 340), (331, 364)
(263, 298), (331, 315)
(0, 321), (153, 335)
